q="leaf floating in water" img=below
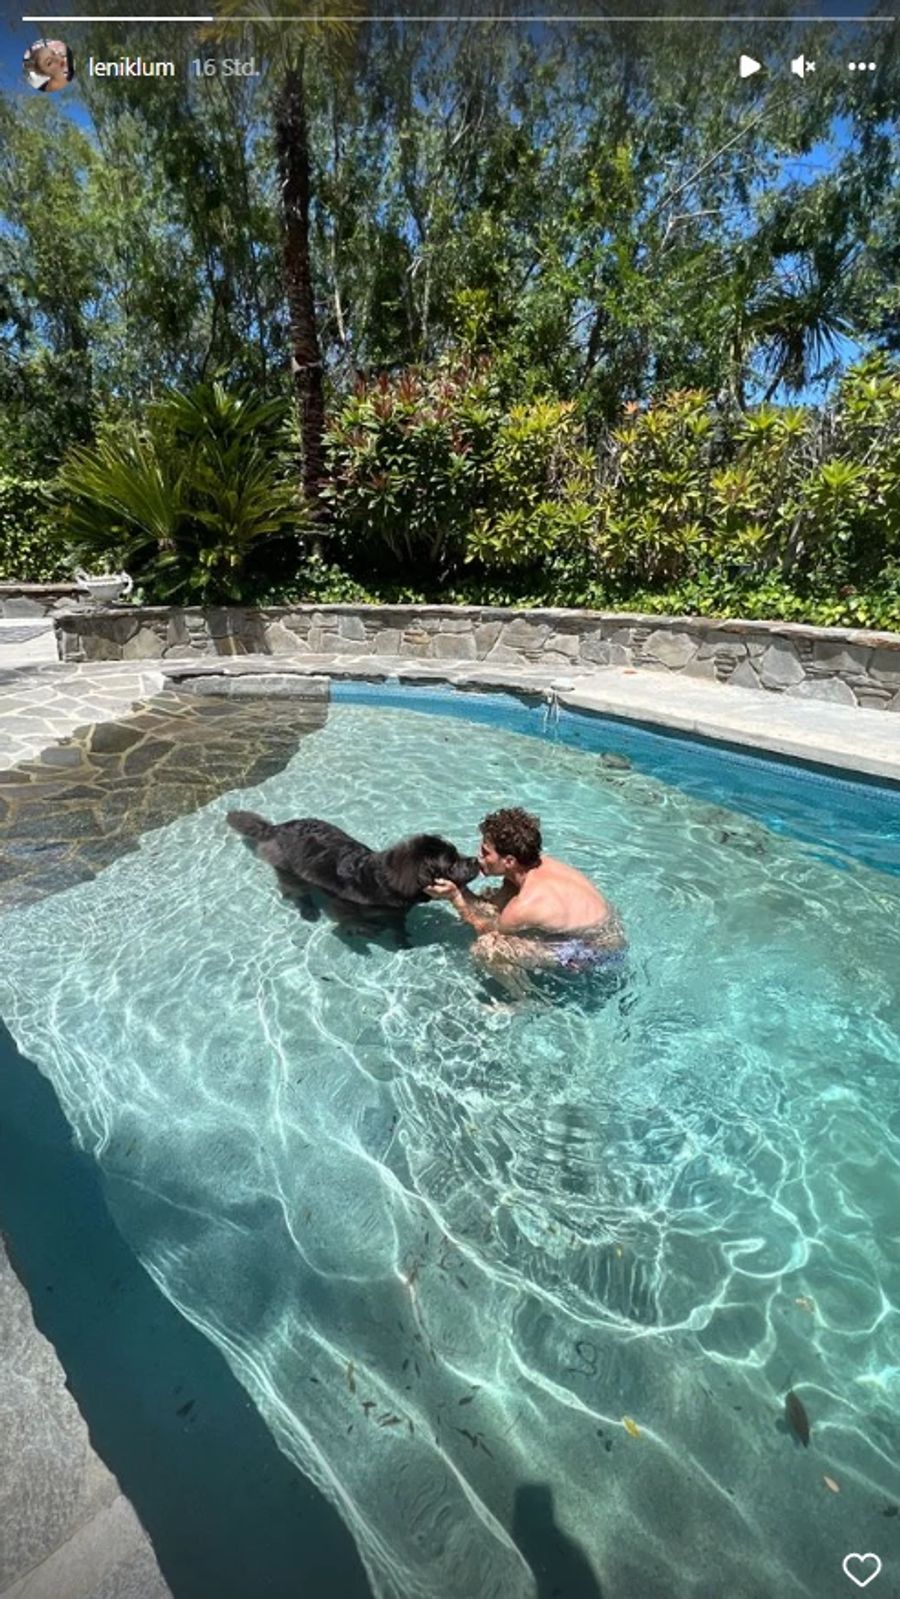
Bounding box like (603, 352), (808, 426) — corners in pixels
(622, 1416), (641, 1438)
(346, 1362), (356, 1395)
(823, 1476), (840, 1493)
(785, 1390), (810, 1447)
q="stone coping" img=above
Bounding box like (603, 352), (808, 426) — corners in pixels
(9, 649), (897, 787)
(0, 583), (80, 595)
(160, 655), (900, 785)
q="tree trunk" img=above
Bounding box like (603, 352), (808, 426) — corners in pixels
(275, 53), (326, 528)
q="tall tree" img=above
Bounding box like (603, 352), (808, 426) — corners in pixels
(211, 3), (360, 518)
(305, 16), (899, 418)
(274, 47), (326, 507)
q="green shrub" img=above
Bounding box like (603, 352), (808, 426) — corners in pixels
(36, 353), (900, 631)
(0, 476), (71, 581)
(608, 573), (900, 632)
(595, 390), (717, 585)
(53, 381), (308, 604)
(795, 355), (900, 587)
(322, 356), (900, 609)
(465, 399), (597, 570)
(262, 554), (388, 606)
(589, 362), (900, 604)
(322, 362), (598, 584)
(259, 564), (900, 631)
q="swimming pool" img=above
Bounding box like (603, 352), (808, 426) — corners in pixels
(2, 684), (899, 1599)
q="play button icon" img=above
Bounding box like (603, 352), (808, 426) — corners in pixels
(739, 54), (762, 77)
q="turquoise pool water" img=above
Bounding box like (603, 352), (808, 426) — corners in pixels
(2, 688), (900, 1599)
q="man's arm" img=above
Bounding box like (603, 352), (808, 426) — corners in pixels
(425, 881), (512, 932)
(444, 886), (500, 932)
(475, 885), (506, 907)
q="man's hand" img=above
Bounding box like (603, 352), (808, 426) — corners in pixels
(426, 881), (502, 933)
(425, 878), (462, 903)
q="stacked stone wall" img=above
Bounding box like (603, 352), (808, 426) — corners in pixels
(53, 604), (900, 711)
(0, 583), (82, 617)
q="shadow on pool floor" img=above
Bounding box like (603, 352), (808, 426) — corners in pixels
(0, 1017), (373, 1599)
(0, 690), (329, 910)
(513, 1483), (604, 1599)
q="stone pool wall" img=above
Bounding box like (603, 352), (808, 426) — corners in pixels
(53, 604), (900, 710)
(0, 582), (82, 617)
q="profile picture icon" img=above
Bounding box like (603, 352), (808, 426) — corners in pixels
(23, 38), (75, 93)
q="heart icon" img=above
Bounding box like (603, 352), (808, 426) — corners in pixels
(842, 1553), (882, 1589)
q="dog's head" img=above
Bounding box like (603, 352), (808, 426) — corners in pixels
(384, 835), (480, 901)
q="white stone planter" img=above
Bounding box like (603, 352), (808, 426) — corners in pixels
(74, 569), (133, 604)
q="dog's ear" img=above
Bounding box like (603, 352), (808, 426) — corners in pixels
(383, 835), (453, 898)
(417, 838), (460, 888)
(430, 849), (460, 883)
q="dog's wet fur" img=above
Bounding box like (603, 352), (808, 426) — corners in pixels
(227, 811), (479, 941)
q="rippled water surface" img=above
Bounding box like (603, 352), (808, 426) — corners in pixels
(2, 693), (900, 1599)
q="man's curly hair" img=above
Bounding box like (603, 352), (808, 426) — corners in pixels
(479, 807), (542, 868)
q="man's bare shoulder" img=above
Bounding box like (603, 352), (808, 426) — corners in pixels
(512, 864), (570, 917)
(543, 853), (579, 871)
(532, 855), (592, 889)
(530, 854), (614, 917)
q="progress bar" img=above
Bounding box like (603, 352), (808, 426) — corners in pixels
(23, 13), (216, 18)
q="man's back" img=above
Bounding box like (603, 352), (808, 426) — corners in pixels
(500, 854), (617, 937)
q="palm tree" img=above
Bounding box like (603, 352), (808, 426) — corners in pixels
(274, 47), (326, 506)
(753, 247), (856, 402)
(210, 3), (358, 521)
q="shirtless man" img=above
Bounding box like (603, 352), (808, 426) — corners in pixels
(426, 806), (624, 976)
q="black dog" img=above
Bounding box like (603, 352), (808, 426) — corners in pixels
(227, 811), (479, 936)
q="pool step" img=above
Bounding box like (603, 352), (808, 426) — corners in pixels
(166, 666), (330, 700)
